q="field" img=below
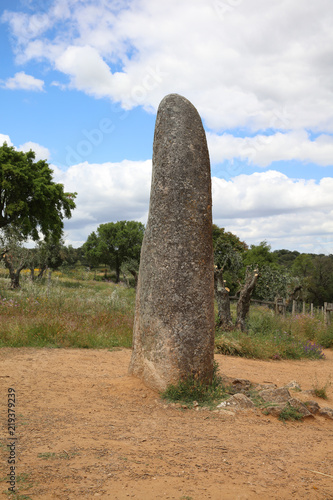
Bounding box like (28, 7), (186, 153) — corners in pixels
(0, 272), (333, 499)
(0, 348), (333, 499)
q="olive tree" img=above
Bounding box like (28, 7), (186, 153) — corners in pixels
(0, 143), (76, 287)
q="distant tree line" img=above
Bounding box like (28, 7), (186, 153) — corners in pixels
(212, 224), (333, 329)
(1, 143), (332, 308)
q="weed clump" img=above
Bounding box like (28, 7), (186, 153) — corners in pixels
(215, 306), (328, 360)
(278, 403), (304, 422)
(161, 362), (228, 406)
(312, 374), (331, 400)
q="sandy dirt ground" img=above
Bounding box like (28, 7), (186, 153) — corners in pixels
(0, 347), (333, 500)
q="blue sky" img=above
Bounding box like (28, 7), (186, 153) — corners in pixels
(1, 0), (333, 253)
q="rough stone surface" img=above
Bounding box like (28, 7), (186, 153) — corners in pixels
(263, 404), (286, 417)
(254, 383), (277, 391)
(230, 378), (252, 393)
(288, 398), (314, 418)
(217, 394), (255, 409)
(285, 380), (301, 390)
(259, 387), (291, 403)
(319, 407), (333, 419)
(129, 94), (215, 391)
(303, 400), (320, 414)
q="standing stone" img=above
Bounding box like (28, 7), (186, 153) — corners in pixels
(128, 93), (215, 391)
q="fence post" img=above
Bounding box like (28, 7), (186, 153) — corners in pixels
(311, 303), (314, 316)
(292, 300), (296, 316)
(47, 270), (52, 298)
(324, 302), (328, 326)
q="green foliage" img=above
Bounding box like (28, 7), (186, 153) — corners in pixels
(313, 386), (328, 399)
(161, 362), (228, 406)
(312, 374), (331, 399)
(273, 249), (300, 269)
(83, 220), (144, 282)
(212, 225), (247, 254)
(0, 143), (76, 241)
(308, 255), (333, 305)
(212, 226), (333, 307)
(286, 253), (333, 306)
(0, 228), (30, 288)
(254, 267), (299, 302)
(291, 254), (314, 278)
(0, 273), (134, 349)
(243, 241), (277, 269)
(215, 306), (327, 360)
(212, 225), (246, 295)
(278, 403), (304, 422)
(37, 451), (77, 460)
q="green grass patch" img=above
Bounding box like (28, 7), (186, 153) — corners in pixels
(215, 306), (329, 360)
(278, 403), (304, 422)
(2, 472), (33, 500)
(161, 362), (229, 407)
(0, 274), (134, 349)
(37, 450), (78, 460)
(0, 270), (332, 359)
(311, 374), (331, 399)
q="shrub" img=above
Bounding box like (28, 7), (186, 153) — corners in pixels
(0, 275), (134, 349)
(161, 362), (228, 406)
(215, 306), (327, 360)
(278, 403), (304, 422)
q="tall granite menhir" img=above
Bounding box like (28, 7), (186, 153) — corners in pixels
(129, 93), (215, 391)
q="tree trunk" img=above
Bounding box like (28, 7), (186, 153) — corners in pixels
(214, 268), (233, 329)
(37, 265), (47, 279)
(9, 271), (21, 289)
(235, 268), (259, 331)
(115, 254), (120, 283)
(3, 254), (25, 289)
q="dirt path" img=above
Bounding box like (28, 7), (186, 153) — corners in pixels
(0, 347), (333, 499)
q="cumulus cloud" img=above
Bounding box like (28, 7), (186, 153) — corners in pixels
(2, 1), (333, 252)
(50, 159), (333, 253)
(207, 130), (333, 167)
(4, 0), (333, 130)
(212, 171), (333, 252)
(52, 159), (152, 245)
(18, 142), (50, 161)
(55, 45), (114, 96)
(1, 71), (44, 91)
(212, 171), (333, 219)
(0, 134), (13, 146)
(1, 131), (332, 252)
(0, 135), (49, 160)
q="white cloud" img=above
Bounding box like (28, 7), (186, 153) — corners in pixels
(2, 1), (333, 253)
(212, 171), (333, 218)
(0, 134), (13, 146)
(0, 135), (49, 160)
(4, 0), (333, 130)
(50, 159), (333, 253)
(2, 71), (44, 91)
(55, 45), (114, 96)
(18, 142), (50, 161)
(52, 159), (152, 245)
(212, 171), (333, 252)
(207, 130), (333, 167)
(1, 131), (332, 252)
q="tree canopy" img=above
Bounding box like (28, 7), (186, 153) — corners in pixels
(83, 220), (145, 282)
(0, 143), (76, 241)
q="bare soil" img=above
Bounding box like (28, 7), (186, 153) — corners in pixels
(0, 347), (333, 500)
